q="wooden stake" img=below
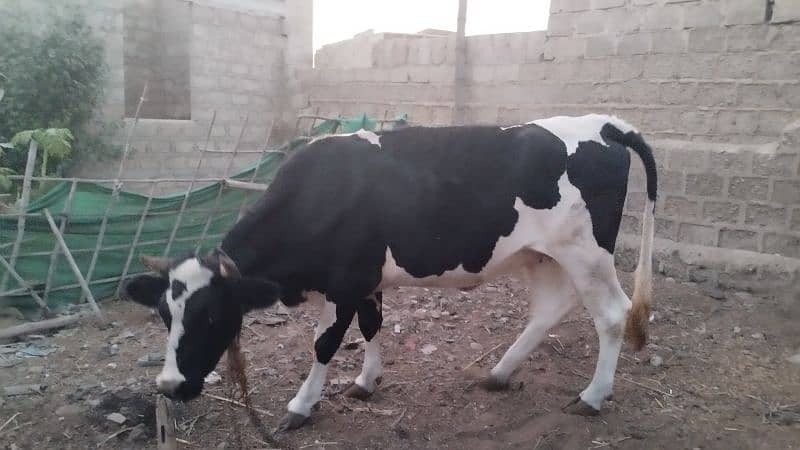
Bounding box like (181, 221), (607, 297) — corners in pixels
(155, 395), (177, 450)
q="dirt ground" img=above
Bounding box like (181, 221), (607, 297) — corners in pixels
(1, 272), (798, 450)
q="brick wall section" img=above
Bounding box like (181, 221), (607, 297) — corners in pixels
(303, 0), (800, 290)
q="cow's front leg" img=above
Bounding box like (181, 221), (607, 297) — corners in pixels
(279, 299), (355, 431)
(345, 292), (384, 399)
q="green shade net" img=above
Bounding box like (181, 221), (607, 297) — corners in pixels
(0, 114), (407, 316)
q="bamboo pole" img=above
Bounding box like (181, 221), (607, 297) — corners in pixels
(79, 83), (148, 303)
(164, 110), (217, 257)
(195, 114), (250, 254)
(224, 179), (268, 192)
(43, 209), (104, 321)
(237, 117), (276, 220)
(115, 181), (158, 297)
(0, 253), (50, 314)
(0, 312), (89, 341)
(0, 140), (37, 292)
(43, 180), (78, 302)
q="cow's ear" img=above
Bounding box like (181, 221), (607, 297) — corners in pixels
(124, 274), (168, 308)
(231, 277), (281, 313)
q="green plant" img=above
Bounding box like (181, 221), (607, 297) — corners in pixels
(0, 10), (117, 189)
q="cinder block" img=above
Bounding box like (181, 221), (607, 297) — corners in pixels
(688, 28), (727, 53)
(727, 25), (770, 52)
(709, 150), (752, 174)
(650, 30), (688, 54)
(680, 110), (716, 135)
(641, 5), (684, 31)
(551, 0), (592, 13)
(686, 173), (724, 196)
(684, 2), (724, 28)
(659, 170), (685, 194)
(543, 36), (586, 60)
(493, 64), (521, 83)
(585, 35), (617, 57)
(660, 81), (699, 105)
(722, 1), (766, 25)
(547, 13), (575, 37)
(574, 10), (606, 35)
(763, 233), (800, 258)
(757, 110), (792, 136)
(618, 33), (651, 55)
(678, 223), (718, 246)
(703, 201), (741, 224)
(609, 55), (645, 79)
(791, 208), (800, 231)
(592, 0), (625, 9)
(717, 54), (759, 79)
(719, 229), (759, 251)
(772, 0), (800, 23)
(667, 148), (708, 171)
(745, 203), (787, 228)
(695, 82), (737, 107)
(740, 82), (786, 109)
(772, 180), (800, 205)
(525, 32), (547, 62)
(664, 196), (700, 219)
(519, 63), (547, 81)
(729, 176), (769, 200)
(753, 153), (798, 176)
(656, 218), (678, 240)
(643, 54), (681, 79)
(756, 52), (800, 81)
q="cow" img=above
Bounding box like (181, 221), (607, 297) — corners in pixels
(124, 114), (657, 431)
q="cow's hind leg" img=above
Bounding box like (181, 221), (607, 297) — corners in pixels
(279, 298), (355, 431)
(553, 248), (631, 415)
(344, 292), (384, 399)
(482, 255), (578, 390)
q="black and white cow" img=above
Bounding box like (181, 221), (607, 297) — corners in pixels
(125, 114), (657, 430)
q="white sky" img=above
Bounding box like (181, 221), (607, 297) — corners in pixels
(313, 0), (551, 50)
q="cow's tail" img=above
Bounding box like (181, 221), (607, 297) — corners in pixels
(620, 129), (657, 352)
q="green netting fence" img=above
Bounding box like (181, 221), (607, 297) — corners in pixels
(0, 114), (407, 317)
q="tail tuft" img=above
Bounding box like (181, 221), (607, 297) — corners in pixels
(625, 293), (651, 351)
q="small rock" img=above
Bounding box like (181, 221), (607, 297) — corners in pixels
(393, 324), (401, 334)
(413, 308), (428, 320)
(420, 344), (437, 355)
(55, 404), (84, 417)
(106, 412), (127, 425)
(470, 342), (483, 351)
(707, 287), (726, 300)
(107, 344), (120, 357)
(650, 355), (663, 367)
(205, 371), (222, 385)
(788, 353), (800, 365)
(28, 365), (44, 375)
(664, 277), (675, 283)
(751, 332), (765, 340)
(733, 326), (741, 334)
(87, 398), (101, 407)
(430, 311), (441, 319)
(107, 363), (117, 369)
(137, 353), (164, 367)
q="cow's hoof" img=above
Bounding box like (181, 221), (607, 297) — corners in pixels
(478, 376), (510, 392)
(562, 397), (600, 416)
(275, 412), (309, 432)
(343, 383), (373, 400)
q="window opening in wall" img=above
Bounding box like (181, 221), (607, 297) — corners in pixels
(123, 0), (192, 120)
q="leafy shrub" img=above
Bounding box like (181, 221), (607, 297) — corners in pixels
(0, 10), (118, 188)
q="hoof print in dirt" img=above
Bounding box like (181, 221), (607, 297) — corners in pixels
(275, 412), (309, 432)
(562, 397), (600, 416)
(343, 383), (373, 400)
(478, 376), (510, 392)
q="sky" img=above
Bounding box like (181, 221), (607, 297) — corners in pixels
(313, 0), (551, 51)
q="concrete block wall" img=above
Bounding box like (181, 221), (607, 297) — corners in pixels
(305, 0), (800, 291)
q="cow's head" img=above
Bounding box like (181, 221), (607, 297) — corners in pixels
(124, 249), (280, 400)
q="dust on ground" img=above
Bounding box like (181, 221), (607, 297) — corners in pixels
(1, 272), (798, 450)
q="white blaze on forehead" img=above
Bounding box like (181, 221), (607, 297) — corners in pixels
(156, 258), (214, 390)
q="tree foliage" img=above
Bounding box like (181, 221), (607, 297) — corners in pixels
(0, 10), (117, 190)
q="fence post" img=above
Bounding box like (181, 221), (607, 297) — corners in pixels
(0, 140), (37, 293)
